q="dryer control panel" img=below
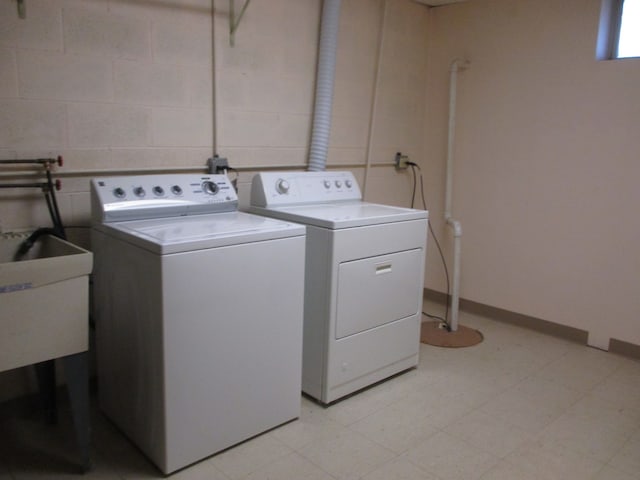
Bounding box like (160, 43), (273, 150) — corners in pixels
(91, 174), (238, 223)
(250, 171), (362, 207)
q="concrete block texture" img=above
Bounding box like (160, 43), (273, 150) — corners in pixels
(63, 7), (150, 59)
(0, 0), (63, 51)
(152, 107), (212, 147)
(219, 110), (309, 149)
(0, 49), (18, 98)
(152, 13), (212, 65)
(68, 103), (151, 147)
(0, 101), (66, 149)
(114, 60), (189, 106)
(17, 50), (113, 102)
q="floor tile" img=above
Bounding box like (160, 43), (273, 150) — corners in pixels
(504, 439), (605, 480)
(535, 346), (623, 392)
(270, 399), (347, 450)
(349, 400), (439, 454)
(535, 394), (639, 464)
(590, 367), (640, 420)
(381, 384), (479, 430)
(478, 460), (541, 480)
(208, 434), (293, 480)
(479, 376), (582, 433)
(297, 429), (395, 480)
(404, 431), (499, 480)
(444, 409), (533, 458)
(360, 456), (439, 480)
(170, 461), (230, 480)
(592, 465), (640, 480)
(324, 379), (409, 427)
(243, 452), (335, 480)
(607, 427), (640, 477)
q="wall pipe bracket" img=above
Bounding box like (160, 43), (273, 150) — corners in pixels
(229, 0), (251, 46)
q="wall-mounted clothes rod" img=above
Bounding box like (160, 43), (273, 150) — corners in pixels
(0, 156), (63, 167)
(0, 179), (61, 190)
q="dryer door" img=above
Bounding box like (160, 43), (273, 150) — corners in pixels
(335, 248), (423, 339)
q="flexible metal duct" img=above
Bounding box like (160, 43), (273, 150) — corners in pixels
(308, 0), (341, 172)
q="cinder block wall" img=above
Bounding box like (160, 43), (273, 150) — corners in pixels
(0, 0), (215, 232)
(0, 0), (431, 401)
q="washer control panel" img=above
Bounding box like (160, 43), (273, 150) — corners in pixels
(91, 174), (238, 223)
(250, 171), (362, 207)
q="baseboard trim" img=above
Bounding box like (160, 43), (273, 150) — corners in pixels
(423, 288), (588, 345)
(609, 339), (640, 360)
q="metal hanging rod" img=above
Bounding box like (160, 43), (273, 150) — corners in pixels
(0, 156), (63, 167)
(0, 179), (61, 190)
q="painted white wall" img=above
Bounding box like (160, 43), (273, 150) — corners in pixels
(423, 0), (640, 348)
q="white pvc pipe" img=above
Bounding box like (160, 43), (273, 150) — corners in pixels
(445, 58), (469, 332)
(308, 0), (342, 172)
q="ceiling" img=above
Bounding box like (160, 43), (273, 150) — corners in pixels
(413, 0), (468, 6)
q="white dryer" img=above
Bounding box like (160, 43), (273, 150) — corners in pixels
(91, 174), (305, 474)
(250, 171), (428, 404)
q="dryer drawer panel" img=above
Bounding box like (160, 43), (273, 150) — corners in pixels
(336, 248), (422, 339)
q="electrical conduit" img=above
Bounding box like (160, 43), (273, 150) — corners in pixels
(362, 0), (388, 198)
(445, 58), (469, 332)
(308, 0), (342, 172)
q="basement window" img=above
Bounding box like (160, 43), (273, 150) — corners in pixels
(597, 0), (640, 59)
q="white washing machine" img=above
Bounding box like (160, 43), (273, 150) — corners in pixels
(90, 174), (305, 474)
(250, 171), (428, 404)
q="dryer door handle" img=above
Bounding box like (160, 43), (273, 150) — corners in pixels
(375, 263), (392, 275)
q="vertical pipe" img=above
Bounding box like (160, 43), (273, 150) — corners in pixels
(445, 58), (468, 332)
(450, 230), (461, 331)
(212, 1), (218, 156)
(444, 61), (458, 220)
(308, 0), (342, 172)
(362, 0), (388, 198)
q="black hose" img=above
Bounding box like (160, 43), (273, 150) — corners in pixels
(44, 169), (66, 239)
(43, 188), (57, 227)
(13, 228), (65, 261)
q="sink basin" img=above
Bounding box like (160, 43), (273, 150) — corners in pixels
(0, 234), (93, 372)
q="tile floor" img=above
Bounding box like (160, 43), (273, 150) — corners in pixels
(1, 304), (639, 480)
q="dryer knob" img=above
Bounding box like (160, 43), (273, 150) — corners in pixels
(133, 186), (146, 197)
(276, 179), (290, 194)
(113, 187), (126, 199)
(202, 180), (219, 195)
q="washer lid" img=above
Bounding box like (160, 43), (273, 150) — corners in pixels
(93, 211), (305, 254)
(250, 201), (428, 229)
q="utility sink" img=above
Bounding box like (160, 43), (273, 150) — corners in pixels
(0, 234), (93, 372)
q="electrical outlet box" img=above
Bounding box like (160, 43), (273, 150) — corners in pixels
(395, 152), (409, 170)
(207, 156), (229, 174)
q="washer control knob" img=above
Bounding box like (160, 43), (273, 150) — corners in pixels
(202, 180), (219, 195)
(324, 180), (331, 189)
(113, 187), (126, 199)
(276, 179), (290, 194)
(133, 186), (146, 197)
(171, 185), (183, 195)
(345, 180), (353, 188)
(335, 180), (343, 188)
(152, 186), (165, 196)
